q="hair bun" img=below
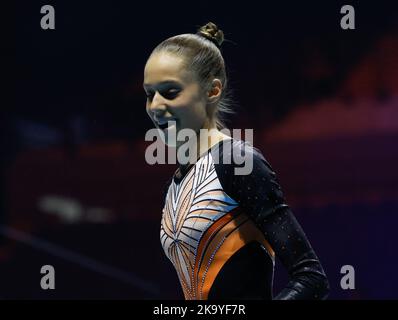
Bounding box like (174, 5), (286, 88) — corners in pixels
(197, 22), (224, 48)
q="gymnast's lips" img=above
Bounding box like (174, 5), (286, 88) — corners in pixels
(155, 118), (177, 129)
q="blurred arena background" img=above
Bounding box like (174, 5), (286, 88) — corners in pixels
(2, 0), (397, 299)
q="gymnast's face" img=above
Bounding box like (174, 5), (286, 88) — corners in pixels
(143, 52), (208, 147)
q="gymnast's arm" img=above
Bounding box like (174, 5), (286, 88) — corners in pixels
(217, 142), (330, 300)
(245, 156), (330, 300)
(257, 206), (330, 300)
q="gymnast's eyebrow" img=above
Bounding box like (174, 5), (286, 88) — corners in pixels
(143, 80), (182, 90)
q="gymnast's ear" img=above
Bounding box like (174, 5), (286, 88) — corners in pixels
(207, 78), (222, 104)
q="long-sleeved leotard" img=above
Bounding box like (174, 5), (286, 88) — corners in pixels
(160, 138), (329, 300)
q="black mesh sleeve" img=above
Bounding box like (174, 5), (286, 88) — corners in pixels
(216, 141), (330, 300)
(259, 208), (330, 300)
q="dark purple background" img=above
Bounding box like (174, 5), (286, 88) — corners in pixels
(1, 0), (397, 299)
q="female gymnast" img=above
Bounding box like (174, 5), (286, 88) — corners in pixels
(143, 22), (330, 300)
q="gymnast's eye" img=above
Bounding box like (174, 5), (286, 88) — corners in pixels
(145, 89), (180, 101)
(161, 89), (180, 100)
